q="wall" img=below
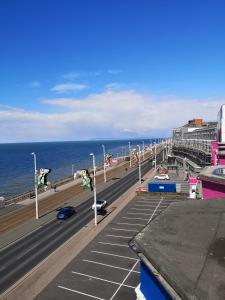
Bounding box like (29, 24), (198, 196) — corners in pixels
(202, 179), (225, 200)
(139, 262), (172, 300)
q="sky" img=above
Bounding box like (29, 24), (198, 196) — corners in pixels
(0, 0), (225, 143)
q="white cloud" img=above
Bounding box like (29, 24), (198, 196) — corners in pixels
(108, 69), (122, 74)
(61, 71), (101, 80)
(51, 83), (87, 93)
(27, 81), (41, 88)
(0, 90), (224, 143)
(105, 83), (120, 90)
(61, 72), (81, 80)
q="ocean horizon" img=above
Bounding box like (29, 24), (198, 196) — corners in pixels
(0, 138), (158, 198)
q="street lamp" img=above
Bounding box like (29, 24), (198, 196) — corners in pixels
(122, 146), (124, 159)
(31, 152), (39, 220)
(137, 145), (142, 184)
(90, 153), (97, 226)
(128, 141), (131, 168)
(102, 144), (106, 183)
(154, 143), (157, 170)
(142, 141), (145, 161)
(72, 164), (74, 177)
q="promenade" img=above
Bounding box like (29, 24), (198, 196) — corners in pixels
(0, 159), (130, 238)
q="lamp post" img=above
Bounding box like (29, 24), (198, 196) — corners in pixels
(31, 152), (39, 220)
(137, 145), (142, 184)
(142, 141), (145, 161)
(102, 144), (106, 183)
(154, 143), (157, 170)
(128, 141), (131, 168)
(72, 164), (74, 177)
(90, 153), (97, 226)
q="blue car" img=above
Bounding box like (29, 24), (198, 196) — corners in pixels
(56, 206), (76, 220)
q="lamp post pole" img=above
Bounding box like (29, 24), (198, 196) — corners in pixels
(90, 153), (97, 226)
(154, 143), (157, 170)
(142, 141), (145, 161)
(137, 145), (142, 184)
(128, 141), (131, 168)
(31, 152), (39, 220)
(72, 164), (74, 176)
(102, 144), (106, 183)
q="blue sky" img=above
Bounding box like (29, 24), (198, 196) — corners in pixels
(0, 0), (225, 142)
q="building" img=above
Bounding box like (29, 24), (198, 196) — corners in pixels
(130, 199), (225, 300)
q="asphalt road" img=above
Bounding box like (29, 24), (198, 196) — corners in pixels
(36, 194), (181, 300)
(0, 159), (155, 294)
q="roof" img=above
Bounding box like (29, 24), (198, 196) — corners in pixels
(130, 199), (225, 300)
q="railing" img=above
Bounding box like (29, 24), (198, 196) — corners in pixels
(173, 139), (212, 154)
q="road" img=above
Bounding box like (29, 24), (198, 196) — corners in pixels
(0, 159), (155, 294)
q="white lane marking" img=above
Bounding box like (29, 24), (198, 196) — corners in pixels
(83, 259), (140, 273)
(129, 208), (154, 211)
(136, 201), (159, 204)
(71, 271), (135, 288)
(127, 212), (151, 216)
(91, 250), (137, 261)
(148, 197), (164, 223)
(110, 260), (139, 299)
(106, 234), (132, 239)
(116, 222), (144, 227)
(111, 228), (139, 232)
(122, 217), (149, 221)
(58, 285), (105, 300)
(98, 241), (128, 247)
(134, 204), (161, 207)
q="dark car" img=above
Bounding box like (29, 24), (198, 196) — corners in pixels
(56, 206), (76, 220)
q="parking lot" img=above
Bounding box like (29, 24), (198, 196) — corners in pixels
(36, 193), (181, 300)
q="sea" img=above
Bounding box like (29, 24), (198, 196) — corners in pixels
(0, 139), (156, 198)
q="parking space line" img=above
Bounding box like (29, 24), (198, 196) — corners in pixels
(98, 241), (128, 247)
(136, 201), (159, 204)
(147, 197), (164, 223)
(116, 222), (144, 227)
(129, 208), (154, 211)
(134, 204), (157, 207)
(127, 212), (151, 216)
(110, 260), (139, 300)
(111, 228), (139, 232)
(134, 204), (159, 207)
(122, 217), (149, 221)
(58, 285), (105, 300)
(82, 259), (140, 273)
(91, 250), (138, 261)
(71, 271), (135, 288)
(106, 234), (132, 239)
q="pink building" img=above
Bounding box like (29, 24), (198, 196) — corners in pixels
(199, 166), (225, 200)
